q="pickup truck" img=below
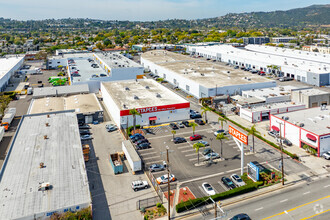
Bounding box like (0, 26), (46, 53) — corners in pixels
(131, 180), (149, 191)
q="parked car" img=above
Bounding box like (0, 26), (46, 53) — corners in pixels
(268, 130), (279, 138)
(251, 70), (258, 74)
(229, 213), (251, 220)
(234, 66), (239, 69)
(135, 139), (149, 145)
(214, 129), (226, 136)
(190, 134), (202, 141)
(131, 180), (149, 191)
(322, 151), (330, 160)
(106, 123), (116, 129)
(81, 135), (93, 141)
(80, 129), (91, 135)
(156, 174), (176, 184)
(221, 177), (236, 189)
(132, 136), (146, 143)
(106, 125), (118, 132)
(277, 138), (292, 146)
(149, 164), (165, 172)
(204, 152), (220, 160)
(130, 133), (143, 139)
(178, 122), (185, 128)
(279, 77), (294, 82)
(182, 120), (190, 127)
(79, 124), (91, 129)
(195, 119), (205, 125)
(173, 137), (187, 144)
(202, 182), (216, 196)
(169, 123), (179, 130)
(100, 74), (107, 77)
(137, 142), (151, 149)
(230, 174), (246, 187)
(202, 148), (214, 156)
(198, 140), (209, 146)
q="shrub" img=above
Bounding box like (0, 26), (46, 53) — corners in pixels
(156, 203), (162, 208)
(140, 207), (146, 213)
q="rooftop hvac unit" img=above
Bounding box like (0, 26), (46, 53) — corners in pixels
(125, 87), (130, 91)
(134, 95), (139, 100)
(299, 123), (304, 127)
(145, 86), (150, 89)
(38, 182), (51, 191)
(156, 93), (161, 98)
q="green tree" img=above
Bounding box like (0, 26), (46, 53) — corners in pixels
(189, 122), (197, 135)
(201, 106), (210, 123)
(218, 117), (227, 129)
(248, 125), (260, 153)
(216, 133), (228, 158)
(193, 142), (205, 164)
(129, 108), (141, 132)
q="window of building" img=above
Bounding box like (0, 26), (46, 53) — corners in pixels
(186, 85), (190, 91)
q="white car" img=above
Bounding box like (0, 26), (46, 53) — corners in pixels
(214, 129), (227, 137)
(156, 174), (176, 184)
(202, 182), (216, 196)
(230, 174), (246, 187)
(322, 151), (330, 160)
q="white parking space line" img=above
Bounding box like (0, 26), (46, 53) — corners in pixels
(227, 143), (237, 146)
(198, 186), (208, 196)
(185, 153), (197, 157)
(140, 151), (158, 156)
(303, 191), (310, 195)
(255, 207), (264, 211)
(280, 199), (288, 203)
(218, 181), (228, 191)
(143, 155), (161, 160)
(178, 145), (192, 150)
(324, 184), (330, 188)
(189, 158), (198, 161)
(182, 149), (195, 153)
(145, 160), (164, 165)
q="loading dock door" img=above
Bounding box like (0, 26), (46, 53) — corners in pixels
(85, 115), (93, 124)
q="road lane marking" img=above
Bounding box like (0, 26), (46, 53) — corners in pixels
(280, 199), (288, 203)
(300, 209), (330, 220)
(255, 207), (264, 211)
(262, 195), (330, 220)
(303, 191), (310, 195)
(324, 184), (330, 188)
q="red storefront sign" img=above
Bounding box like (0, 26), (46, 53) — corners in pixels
(120, 102), (190, 116)
(229, 125), (248, 145)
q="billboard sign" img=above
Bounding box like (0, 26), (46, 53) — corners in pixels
(247, 162), (260, 182)
(229, 125), (248, 145)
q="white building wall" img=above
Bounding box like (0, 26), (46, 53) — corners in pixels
(240, 108), (253, 122)
(320, 134), (330, 154)
(300, 129), (318, 148)
(0, 57), (24, 91)
(101, 83), (121, 126)
(284, 122), (300, 146)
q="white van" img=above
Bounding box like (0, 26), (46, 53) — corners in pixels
(27, 87), (33, 95)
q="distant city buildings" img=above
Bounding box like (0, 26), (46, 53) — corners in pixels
(243, 37), (270, 45)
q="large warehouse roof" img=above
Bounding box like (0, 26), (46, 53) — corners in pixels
(102, 79), (188, 110)
(0, 111), (91, 219)
(33, 84), (90, 98)
(95, 52), (141, 68)
(28, 93), (103, 114)
(273, 106), (330, 135)
(142, 50), (275, 88)
(70, 58), (108, 82)
(0, 56), (24, 79)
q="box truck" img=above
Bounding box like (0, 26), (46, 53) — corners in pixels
(1, 108), (16, 131)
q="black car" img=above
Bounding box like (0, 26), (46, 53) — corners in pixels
(135, 139), (149, 145)
(202, 148), (213, 156)
(229, 213), (251, 220)
(132, 135), (145, 143)
(137, 142), (150, 149)
(182, 120), (190, 127)
(221, 177), (236, 190)
(169, 123), (179, 130)
(79, 125), (91, 129)
(190, 113), (202, 119)
(195, 119), (205, 125)
(80, 129), (91, 135)
(173, 137), (186, 144)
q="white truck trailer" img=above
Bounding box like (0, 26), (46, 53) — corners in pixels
(122, 140), (142, 174)
(1, 108), (16, 131)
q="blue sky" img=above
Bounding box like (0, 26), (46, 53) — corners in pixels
(0, 0), (329, 21)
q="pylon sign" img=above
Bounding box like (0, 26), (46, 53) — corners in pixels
(229, 125), (248, 145)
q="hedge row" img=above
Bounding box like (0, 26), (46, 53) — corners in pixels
(204, 106), (299, 160)
(127, 125), (141, 136)
(176, 181), (262, 213)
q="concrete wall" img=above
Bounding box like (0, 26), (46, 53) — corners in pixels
(284, 122), (300, 146)
(301, 129), (318, 149)
(0, 57), (24, 92)
(101, 83), (122, 126)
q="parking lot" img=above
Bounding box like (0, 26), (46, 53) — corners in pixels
(136, 122), (268, 199)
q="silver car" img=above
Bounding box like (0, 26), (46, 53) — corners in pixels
(149, 164), (165, 172)
(230, 174), (246, 187)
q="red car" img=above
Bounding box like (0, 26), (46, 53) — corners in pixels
(190, 134), (202, 141)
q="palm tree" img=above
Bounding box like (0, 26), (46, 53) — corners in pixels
(129, 108), (142, 132)
(248, 125), (260, 153)
(218, 117), (227, 129)
(189, 122), (197, 135)
(216, 133), (228, 158)
(171, 130), (176, 140)
(193, 142), (205, 164)
(201, 106), (210, 123)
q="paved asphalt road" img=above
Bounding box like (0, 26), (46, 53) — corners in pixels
(185, 176), (330, 220)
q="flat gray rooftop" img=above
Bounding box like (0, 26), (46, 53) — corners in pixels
(95, 52), (141, 68)
(33, 84), (90, 98)
(142, 50), (275, 88)
(292, 88), (330, 96)
(0, 111), (91, 219)
(71, 58), (108, 82)
(29, 93), (103, 114)
(274, 106), (330, 135)
(243, 86), (300, 98)
(102, 79), (188, 110)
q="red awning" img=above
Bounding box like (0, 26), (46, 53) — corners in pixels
(149, 116), (157, 121)
(272, 126), (280, 132)
(306, 133), (317, 141)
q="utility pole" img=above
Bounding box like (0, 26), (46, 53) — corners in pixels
(167, 146), (170, 220)
(214, 202), (217, 218)
(279, 123), (284, 186)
